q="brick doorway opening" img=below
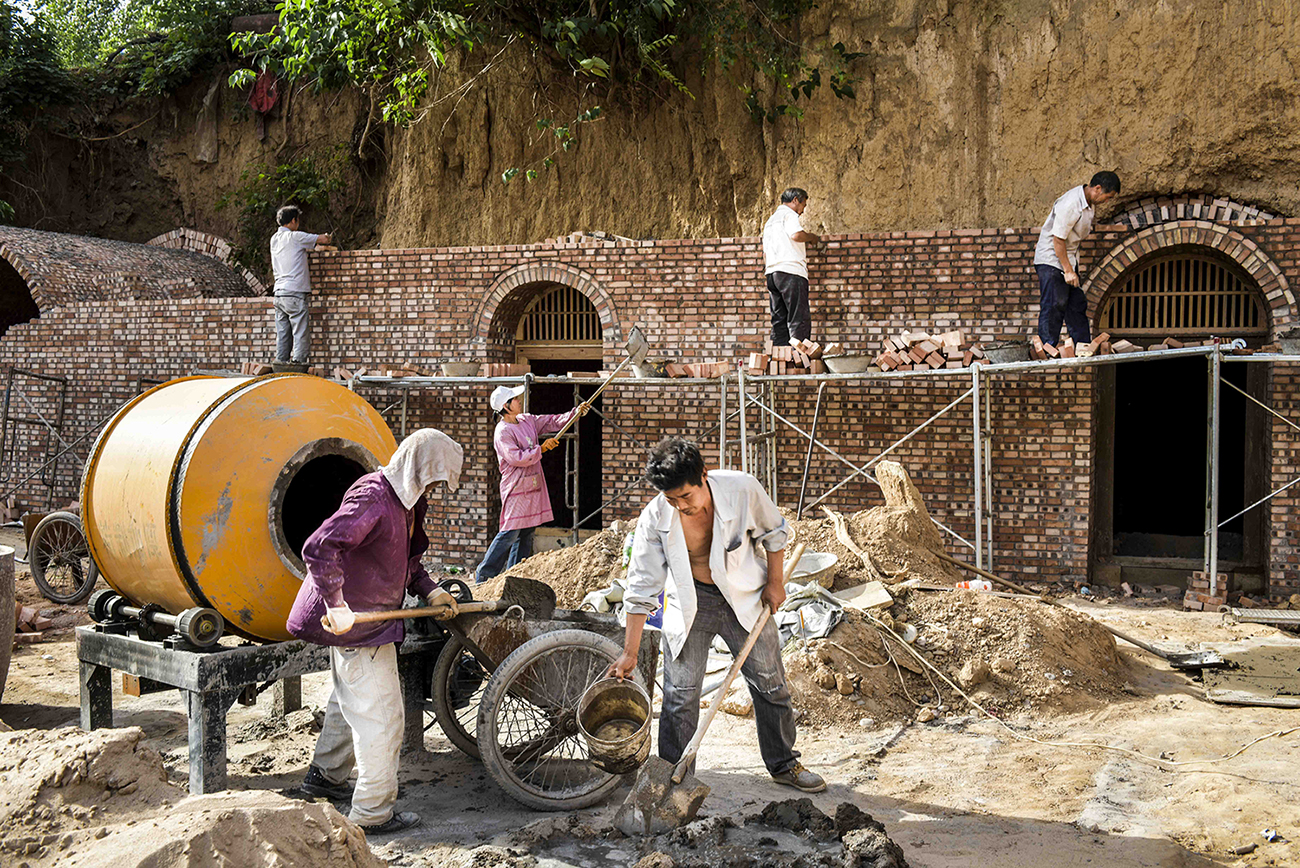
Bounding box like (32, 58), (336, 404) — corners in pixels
(1092, 249), (1270, 590)
(0, 255), (39, 337)
(492, 282), (606, 543)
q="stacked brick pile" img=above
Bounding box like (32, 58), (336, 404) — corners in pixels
(1030, 333), (1217, 360)
(1183, 571), (1231, 611)
(746, 339), (830, 375)
(482, 363), (530, 377)
(874, 330), (985, 371)
(14, 604), (53, 644)
(664, 361), (733, 378)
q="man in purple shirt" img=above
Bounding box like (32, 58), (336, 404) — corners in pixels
(286, 428), (463, 836)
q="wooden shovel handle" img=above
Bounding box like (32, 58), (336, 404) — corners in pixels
(551, 354), (634, 441)
(671, 542), (805, 784)
(351, 600), (503, 625)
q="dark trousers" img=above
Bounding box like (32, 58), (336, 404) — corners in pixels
(767, 271), (811, 346)
(658, 581), (800, 776)
(1036, 265), (1091, 346)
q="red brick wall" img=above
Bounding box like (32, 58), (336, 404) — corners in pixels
(2, 219), (1299, 594)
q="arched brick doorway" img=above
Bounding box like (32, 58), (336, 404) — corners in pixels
(475, 263), (620, 542)
(1088, 228), (1280, 590)
(0, 254), (39, 337)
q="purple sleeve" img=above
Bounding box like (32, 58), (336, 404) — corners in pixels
(496, 423), (542, 468)
(408, 499), (437, 598)
(302, 487), (382, 608)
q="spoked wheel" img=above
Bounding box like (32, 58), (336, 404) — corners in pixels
(430, 635), (488, 758)
(477, 629), (632, 811)
(29, 511), (100, 605)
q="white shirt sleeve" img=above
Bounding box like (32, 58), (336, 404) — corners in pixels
(292, 230), (319, 251)
(746, 477), (790, 552)
(782, 208), (803, 239)
(1052, 195), (1085, 242)
(623, 508), (667, 617)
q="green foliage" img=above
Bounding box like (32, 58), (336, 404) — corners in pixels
(0, 198), (14, 223)
(0, 2), (74, 163)
(232, 0), (864, 178)
(216, 146), (348, 275)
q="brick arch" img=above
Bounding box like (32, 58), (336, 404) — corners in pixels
(473, 262), (621, 356)
(147, 228), (268, 295)
(1113, 194), (1280, 230)
(1082, 220), (1295, 337)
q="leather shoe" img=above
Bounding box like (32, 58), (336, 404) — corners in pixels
(770, 762), (826, 793)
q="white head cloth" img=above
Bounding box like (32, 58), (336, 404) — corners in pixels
(380, 428), (464, 509)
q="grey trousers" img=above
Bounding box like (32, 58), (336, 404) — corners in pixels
(311, 643), (403, 826)
(273, 293), (310, 363)
(658, 582), (800, 776)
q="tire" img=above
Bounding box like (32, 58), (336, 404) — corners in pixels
(430, 636), (487, 758)
(29, 512), (100, 605)
(477, 629), (631, 811)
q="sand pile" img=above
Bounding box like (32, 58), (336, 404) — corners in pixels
(786, 461), (961, 591)
(0, 726), (382, 867)
(785, 590), (1130, 727)
(475, 525), (627, 609)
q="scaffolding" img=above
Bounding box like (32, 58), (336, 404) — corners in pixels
(348, 345), (1300, 596)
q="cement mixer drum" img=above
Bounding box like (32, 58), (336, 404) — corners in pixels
(81, 375), (397, 642)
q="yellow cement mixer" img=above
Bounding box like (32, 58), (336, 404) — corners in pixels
(82, 375), (397, 642)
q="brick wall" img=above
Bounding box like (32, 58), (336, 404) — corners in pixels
(3, 218), (1300, 594)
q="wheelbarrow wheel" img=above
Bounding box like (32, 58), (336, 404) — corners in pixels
(430, 635), (487, 758)
(29, 511), (100, 605)
(478, 629), (630, 811)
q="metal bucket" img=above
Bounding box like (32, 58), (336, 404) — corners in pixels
(983, 341), (1031, 364)
(577, 677), (652, 774)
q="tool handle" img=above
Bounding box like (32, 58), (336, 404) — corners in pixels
(351, 600), (501, 625)
(670, 542), (805, 784)
(551, 354), (634, 441)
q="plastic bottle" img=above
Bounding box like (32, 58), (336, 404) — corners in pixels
(955, 579), (993, 591)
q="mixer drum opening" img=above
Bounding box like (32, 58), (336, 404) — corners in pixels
(270, 438), (376, 575)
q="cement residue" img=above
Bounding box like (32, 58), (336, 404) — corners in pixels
(0, 726), (382, 867)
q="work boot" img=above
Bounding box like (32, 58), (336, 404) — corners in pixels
(359, 811), (421, 836)
(300, 765), (353, 801)
(770, 762), (826, 793)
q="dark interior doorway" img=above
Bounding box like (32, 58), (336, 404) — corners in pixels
(527, 359), (603, 531)
(0, 257), (39, 337)
(1111, 356), (1250, 560)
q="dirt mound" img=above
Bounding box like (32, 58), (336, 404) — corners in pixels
(475, 525), (627, 609)
(786, 590), (1130, 727)
(0, 726), (382, 867)
(786, 461), (960, 591)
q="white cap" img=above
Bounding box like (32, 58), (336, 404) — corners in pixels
(490, 384), (527, 412)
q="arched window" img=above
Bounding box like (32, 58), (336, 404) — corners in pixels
(514, 284), (602, 360)
(1097, 250), (1267, 338)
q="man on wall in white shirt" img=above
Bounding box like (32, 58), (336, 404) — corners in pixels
(1032, 171), (1121, 346)
(762, 187), (821, 346)
(270, 204), (331, 366)
(608, 437), (826, 794)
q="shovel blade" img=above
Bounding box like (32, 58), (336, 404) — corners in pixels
(626, 326), (649, 367)
(614, 756), (711, 836)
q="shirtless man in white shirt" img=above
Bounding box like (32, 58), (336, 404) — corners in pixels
(609, 437), (825, 793)
(1033, 171), (1121, 346)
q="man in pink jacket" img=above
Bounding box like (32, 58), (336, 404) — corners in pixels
(476, 385), (590, 583)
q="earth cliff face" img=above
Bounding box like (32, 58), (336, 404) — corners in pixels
(5, 0), (1298, 250)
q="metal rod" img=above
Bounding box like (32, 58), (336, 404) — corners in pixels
(738, 368), (748, 475)
(719, 373), (727, 470)
(984, 376), (994, 570)
(973, 366), (983, 571)
(1218, 472), (1300, 529)
(400, 390), (408, 437)
(1206, 351), (1222, 594)
(797, 382), (829, 520)
(801, 387), (975, 511)
(1221, 376), (1300, 434)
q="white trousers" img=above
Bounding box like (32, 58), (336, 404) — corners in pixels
(311, 643), (404, 826)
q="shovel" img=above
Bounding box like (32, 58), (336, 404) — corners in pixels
(614, 542), (805, 836)
(549, 326), (649, 442)
(936, 552), (1226, 669)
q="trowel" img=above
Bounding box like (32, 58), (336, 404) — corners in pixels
(614, 543), (805, 836)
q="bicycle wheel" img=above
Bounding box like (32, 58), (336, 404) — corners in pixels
(477, 629), (630, 811)
(430, 635), (488, 758)
(29, 512), (100, 605)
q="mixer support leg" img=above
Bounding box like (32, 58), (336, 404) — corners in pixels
(80, 661), (112, 731)
(187, 687), (240, 795)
